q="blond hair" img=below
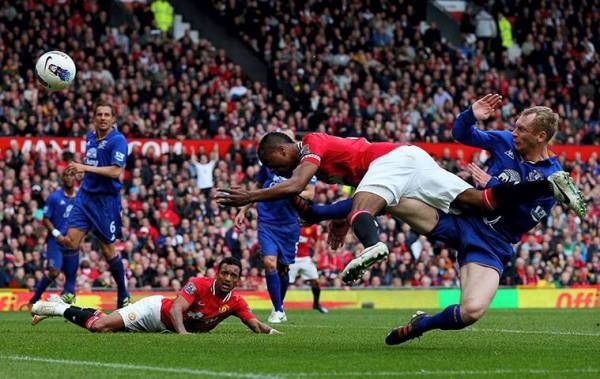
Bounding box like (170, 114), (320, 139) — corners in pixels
(519, 106), (558, 142)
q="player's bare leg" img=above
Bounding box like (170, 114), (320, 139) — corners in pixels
(458, 263), (499, 324)
(386, 263), (499, 345)
(57, 227), (86, 250)
(386, 198), (438, 235)
(85, 312), (125, 333)
(99, 240), (131, 308)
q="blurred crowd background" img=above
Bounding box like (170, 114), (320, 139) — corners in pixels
(0, 0), (598, 293)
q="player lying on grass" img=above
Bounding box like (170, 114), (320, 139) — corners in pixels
(32, 257), (281, 335)
(293, 95), (587, 345)
(216, 112), (585, 283)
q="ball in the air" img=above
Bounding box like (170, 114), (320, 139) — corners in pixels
(35, 50), (76, 91)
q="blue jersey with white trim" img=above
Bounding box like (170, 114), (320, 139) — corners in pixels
(452, 108), (562, 243)
(81, 128), (128, 193)
(256, 165), (317, 226)
(44, 188), (76, 238)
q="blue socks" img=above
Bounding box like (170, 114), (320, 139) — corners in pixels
(108, 255), (129, 300)
(266, 271), (283, 312)
(62, 253), (79, 295)
(279, 272), (289, 304)
(306, 199), (353, 223)
(416, 305), (466, 333)
(30, 275), (52, 303)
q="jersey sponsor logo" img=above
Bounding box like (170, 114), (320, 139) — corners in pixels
(218, 305), (230, 314)
(183, 282), (196, 295)
(497, 169), (521, 184)
(114, 151), (125, 162)
(504, 150), (514, 159)
(531, 205), (547, 222)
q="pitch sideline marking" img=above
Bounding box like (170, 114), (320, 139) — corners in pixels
(1, 355), (599, 378)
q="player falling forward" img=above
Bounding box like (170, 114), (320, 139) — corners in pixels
(32, 257), (280, 335)
(27, 170), (79, 321)
(216, 130), (585, 283)
(288, 225), (328, 314)
(57, 100), (131, 308)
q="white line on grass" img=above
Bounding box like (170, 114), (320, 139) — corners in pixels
(284, 324), (600, 337)
(2, 355), (598, 378)
(470, 328), (600, 337)
(0, 355), (276, 379)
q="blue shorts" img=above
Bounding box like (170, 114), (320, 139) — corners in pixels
(428, 212), (514, 275)
(67, 190), (123, 244)
(45, 238), (78, 270)
(257, 222), (299, 266)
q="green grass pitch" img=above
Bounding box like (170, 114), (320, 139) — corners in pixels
(1, 308), (599, 378)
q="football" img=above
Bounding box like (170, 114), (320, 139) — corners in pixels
(35, 50), (76, 91)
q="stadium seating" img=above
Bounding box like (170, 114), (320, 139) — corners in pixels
(0, 0), (597, 291)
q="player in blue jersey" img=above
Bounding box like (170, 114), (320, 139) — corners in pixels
(27, 170), (79, 317)
(57, 100), (131, 309)
(384, 94), (587, 345)
(235, 163), (317, 323)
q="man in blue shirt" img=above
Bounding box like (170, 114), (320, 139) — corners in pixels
(28, 170), (79, 315)
(57, 100), (131, 309)
(386, 94), (586, 345)
(235, 163), (318, 323)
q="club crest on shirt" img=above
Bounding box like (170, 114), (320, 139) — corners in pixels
(218, 305), (230, 313)
(183, 282), (196, 295)
(128, 312), (136, 321)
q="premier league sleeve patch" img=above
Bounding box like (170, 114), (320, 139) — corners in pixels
(183, 282), (196, 295)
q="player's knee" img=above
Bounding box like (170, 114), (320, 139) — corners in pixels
(461, 300), (488, 324)
(47, 269), (60, 280)
(263, 257), (277, 273)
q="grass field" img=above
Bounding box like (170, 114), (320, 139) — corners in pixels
(1, 308), (599, 378)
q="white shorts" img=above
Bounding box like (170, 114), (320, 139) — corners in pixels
(116, 295), (168, 333)
(289, 256), (319, 283)
(355, 146), (472, 213)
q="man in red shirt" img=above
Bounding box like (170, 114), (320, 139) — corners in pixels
(216, 130), (578, 283)
(31, 257), (280, 335)
(288, 225), (328, 313)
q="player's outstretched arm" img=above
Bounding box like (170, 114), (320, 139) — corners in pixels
(216, 162), (318, 207)
(243, 318), (282, 335)
(452, 93), (502, 149)
(169, 296), (192, 335)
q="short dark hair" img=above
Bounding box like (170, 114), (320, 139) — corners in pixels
(218, 256), (242, 273)
(93, 99), (115, 116)
(258, 132), (294, 161)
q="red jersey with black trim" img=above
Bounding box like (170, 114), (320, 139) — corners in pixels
(160, 277), (255, 333)
(300, 133), (400, 186)
(297, 225), (318, 258)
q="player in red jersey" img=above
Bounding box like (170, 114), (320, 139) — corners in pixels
(31, 257), (281, 335)
(288, 225), (328, 313)
(216, 131), (580, 283)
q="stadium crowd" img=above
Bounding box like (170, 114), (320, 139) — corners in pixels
(0, 0), (598, 292)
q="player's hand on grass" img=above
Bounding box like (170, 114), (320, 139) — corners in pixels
(327, 219), (349, 250)
(268, 328), (283, 335)
(215, 187), (252, 207)
(472, 93), (502, 121)
(467, 163), (492, 187)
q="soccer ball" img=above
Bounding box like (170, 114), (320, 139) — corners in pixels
(35, 51), (76, 91)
